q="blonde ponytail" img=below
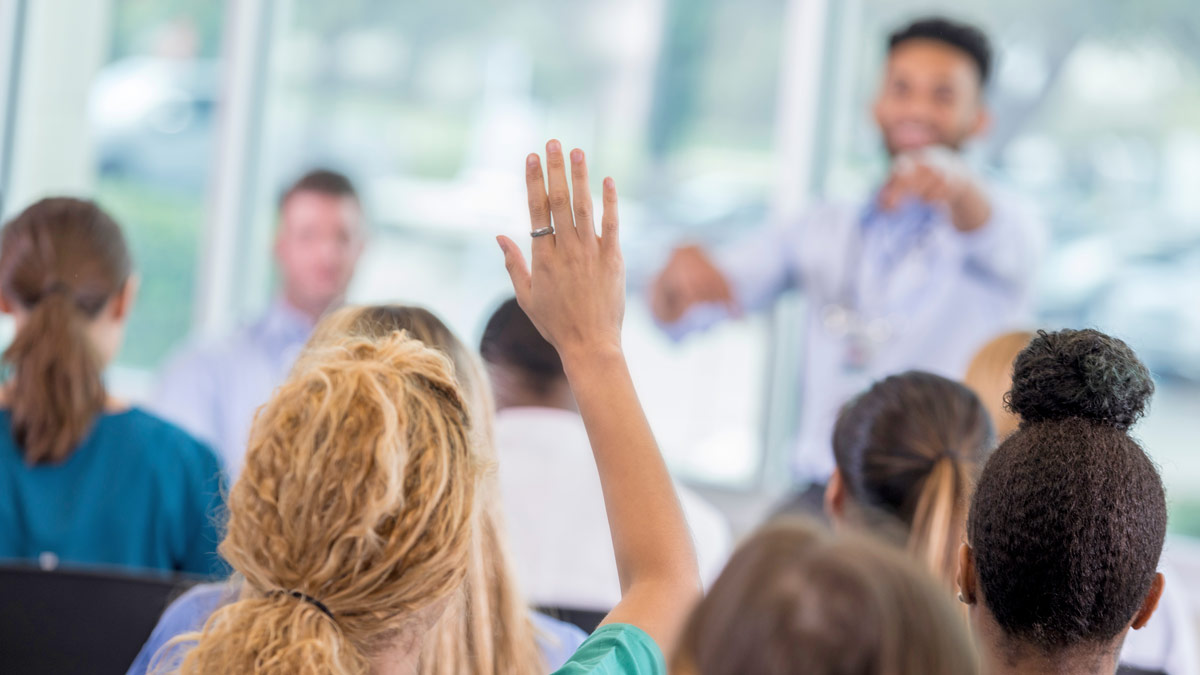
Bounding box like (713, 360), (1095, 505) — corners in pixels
(305, 305), (544, 675)
(168, 334), (479, 674)
(907, 455), (973, 586)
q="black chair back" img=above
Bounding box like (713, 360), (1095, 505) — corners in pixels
(0, 564), (198, 674)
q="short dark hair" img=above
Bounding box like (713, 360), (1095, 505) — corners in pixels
(279, 169), (360, 211)
(888, 17), (993, 86)
(968, 329), (1167, 651)
(479, 297), (563, 394)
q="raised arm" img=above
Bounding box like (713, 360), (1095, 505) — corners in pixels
(497, 140), (702, 653)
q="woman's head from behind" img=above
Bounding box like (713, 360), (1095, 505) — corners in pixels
(675, 518), (976, 675)
(962, 329), (1166, 673)
(827, 371), (993, 585)
(0, 197), (134, 464)
(297, 304), (543, 675)
(172, 332), (478, 674)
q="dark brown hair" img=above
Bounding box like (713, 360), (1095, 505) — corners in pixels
(479, 297), (564, 396)
(0, 198), (132, 464)
(675, 518), (977, 675)
(968, 329), (1167, 651)
(832, 371), (993, 586)
(278, 169), (359, 211)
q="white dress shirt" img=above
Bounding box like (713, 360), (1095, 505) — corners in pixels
(664, 187), (1045, 483)
(495, 406), (732, 611)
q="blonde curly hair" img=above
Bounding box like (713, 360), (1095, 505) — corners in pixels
(163, 332), (479, 674)
(303, 305), (545, 675)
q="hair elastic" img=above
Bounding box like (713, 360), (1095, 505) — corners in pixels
(271, 589), (335, 620)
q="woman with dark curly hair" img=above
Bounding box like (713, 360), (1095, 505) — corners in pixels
(958, 329), (1169, 675)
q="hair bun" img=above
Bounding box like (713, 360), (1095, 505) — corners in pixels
(1007, 329), (1153, 431)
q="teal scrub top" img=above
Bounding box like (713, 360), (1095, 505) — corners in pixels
(0, 408), (225, 577)
(552, 623), (666, 675)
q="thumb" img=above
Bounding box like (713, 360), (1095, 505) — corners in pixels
(497, 235), (532, 303)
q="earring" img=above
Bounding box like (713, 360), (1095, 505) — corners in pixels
(957, 593), (968, 604)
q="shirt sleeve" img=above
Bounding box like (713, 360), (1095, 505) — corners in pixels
(149, 346), (223, 452)
(125, 584), (229, 675)
(659, 217), (809, 341)
(551, 623), (666, 675)
(956, 185), (1046, 291)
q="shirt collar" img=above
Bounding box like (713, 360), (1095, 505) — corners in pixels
(254, 298), (317, 346)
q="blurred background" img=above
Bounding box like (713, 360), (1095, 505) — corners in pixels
(1, 0), (1199, 535)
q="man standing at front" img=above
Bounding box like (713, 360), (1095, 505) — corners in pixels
(650, 17), (1043, 486)
(153, 170), (365, 478)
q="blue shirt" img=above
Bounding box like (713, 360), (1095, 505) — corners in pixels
(664, 188), (1044, 482)
(151, 301), (315, 480)
(551, 623), (665, 675)
(127, 582), (589, 674)
(0, 408), (224, 577)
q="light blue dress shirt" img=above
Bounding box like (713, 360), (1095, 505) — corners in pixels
(663, 186), (1045, 483)
(150, 301), (315, 480)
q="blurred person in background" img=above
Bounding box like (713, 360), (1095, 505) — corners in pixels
(649, 17), (1043, 490)
(0, 198), (222, 577)
(152, 169), (365, 478)
(673, 519), (978, 675)
(481, 297), (732, 626)
(962, 330), (1033, 441)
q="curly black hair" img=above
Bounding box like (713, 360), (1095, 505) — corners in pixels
(889, 17), (993, 86)
(968, 329), (1166, 650)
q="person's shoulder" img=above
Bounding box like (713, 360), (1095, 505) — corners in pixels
(159, 324), (262, 375)
(160, 582), (234, 630)
(551, 623), (665, 674)
(103, 409), (222, 472)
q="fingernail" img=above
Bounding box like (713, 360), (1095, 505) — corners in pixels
(547, 139), (561, 153)
(527, 153), (539, 167)
(603, 177), (614, 189)
(570, 149), (583, 163)
(495, 236), (506, 251)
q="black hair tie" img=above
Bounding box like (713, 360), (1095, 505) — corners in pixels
(271, 590), (335, 620)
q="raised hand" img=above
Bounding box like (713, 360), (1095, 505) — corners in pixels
(497, 139), (624, 363)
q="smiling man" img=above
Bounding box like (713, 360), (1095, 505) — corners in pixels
(649, 17), (1044, 486)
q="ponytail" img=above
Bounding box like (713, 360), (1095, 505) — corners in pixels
(907, 455), (972, 585)
(170, 333), (478, 674)
(0, 198), (131, 465)
(4, 291), (107, 464)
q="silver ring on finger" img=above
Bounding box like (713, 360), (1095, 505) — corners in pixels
(530, 226), (555, 238)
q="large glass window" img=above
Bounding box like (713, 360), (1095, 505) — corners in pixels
(237, 0), (792, 487)
(817, 0), (1200, 534)
(88, 0), (223, 380)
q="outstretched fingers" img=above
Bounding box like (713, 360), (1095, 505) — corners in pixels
(570, 148), (596, 244)
(600, 176), (620, 253)
(544, 139), (577, 248)
(526, 153), (554, 254)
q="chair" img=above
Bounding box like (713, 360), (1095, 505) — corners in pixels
(536, 606), (609, 634)
(0, 564), (200, 675)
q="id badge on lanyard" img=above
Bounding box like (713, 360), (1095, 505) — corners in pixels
(822, 304), (894, 374)
(822, 201), (924, 374)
